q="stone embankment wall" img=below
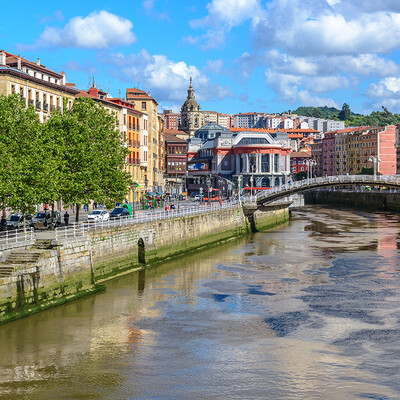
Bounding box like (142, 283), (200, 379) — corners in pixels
(305, 190), (400, 212)
(0, 238), (101, 325)
(0, 205), (289, 325)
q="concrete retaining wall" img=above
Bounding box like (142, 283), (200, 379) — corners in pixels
(305, 190), (400, 212)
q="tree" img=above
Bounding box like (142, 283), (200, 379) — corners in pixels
(312, 108), (322, 118)
(338, 103), (351, 121)
(294, 171), (307, 181)
(48, 97), (130, 221)
(0, 94), (47, 229)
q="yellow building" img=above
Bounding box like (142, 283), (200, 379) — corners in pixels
(0, 50), (78, 121)
(126, 88), (165, 193)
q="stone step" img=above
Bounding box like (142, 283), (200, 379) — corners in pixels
(0, 264), (16, 277)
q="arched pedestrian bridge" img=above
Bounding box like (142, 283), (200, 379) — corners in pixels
(255, 175), (400, 206)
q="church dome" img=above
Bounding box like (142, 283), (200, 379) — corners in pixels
(181, 77), (200, 112)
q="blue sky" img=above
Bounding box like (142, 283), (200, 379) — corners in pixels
(3, 0), (400, 115)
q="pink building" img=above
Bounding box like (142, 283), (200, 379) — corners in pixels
(322, 131), (336, 176)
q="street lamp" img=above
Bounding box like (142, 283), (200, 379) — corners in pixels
(206, 174), (212, 205)
(250, 175), (254, 202)
(131, 181), (138, 214)
(237, 175), (242, 204)
(368, 156), (381, 179)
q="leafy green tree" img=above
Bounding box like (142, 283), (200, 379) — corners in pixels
(294, 171), (307, 181)
(48, 97), (130, 222)
(339, 103), (351, 121)
(0, 94), (48, 229)
(312, 108), (322, 118)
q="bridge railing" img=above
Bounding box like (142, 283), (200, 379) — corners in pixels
(256, 174), (400, 202)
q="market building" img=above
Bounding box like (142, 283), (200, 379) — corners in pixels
(186, 124), (291, 196)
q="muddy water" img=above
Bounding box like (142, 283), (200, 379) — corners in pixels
(0, 206), (400, 399)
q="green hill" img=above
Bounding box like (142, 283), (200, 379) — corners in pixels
(292, 106), (341, 119)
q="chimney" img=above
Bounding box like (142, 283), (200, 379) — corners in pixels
(61, 71), (66, 86)
(17, 56), (21, 70)
(37, 58), (40, 66)
(0, 51), (6, 66)
(88, 86), (99, 98)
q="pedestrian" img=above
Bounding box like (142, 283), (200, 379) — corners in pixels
(171, 203), (175, 210)
(219, 199), (223, 207)
(84, 204), (89, 211)
(0, 216), (7, 231)
(64, 212), (70, 226)
(93, 201), (97, 209)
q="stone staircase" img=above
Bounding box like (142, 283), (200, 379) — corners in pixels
(0, 239), (56, 278)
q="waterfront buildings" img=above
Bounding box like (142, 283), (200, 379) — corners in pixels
(317, 126), (397, 177)
(0, 50), (78, 122)
(290, 151), (311, 176)
(164, 130), (188, 195)
(126, 87), (164, 192)
(186, 124), (291, 195)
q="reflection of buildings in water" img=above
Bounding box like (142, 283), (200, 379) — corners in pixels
(375, 214), (399, 278)
(270, 338), (398, 399)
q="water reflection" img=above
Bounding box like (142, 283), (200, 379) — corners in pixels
(0, 206), (400, 399)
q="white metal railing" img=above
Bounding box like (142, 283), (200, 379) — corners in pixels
(254, 174), (400, 204)
(0, 227), (35, 251)
(55, 201), (240, 239)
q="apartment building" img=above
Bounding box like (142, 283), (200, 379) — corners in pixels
(0, 50), (78, 122)
(233, 112), (265, 128)
(126, 87), (164, 192)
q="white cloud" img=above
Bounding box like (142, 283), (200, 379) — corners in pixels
(20, 11), (136, 50)
(188, 0), (265, 48)
(255, 1), (400, 57)
(367, 77), (400, 99)
(106, 50), (232, 104)
(143, 0), (155, 11)
(204, 59), (223, 74)
(265, 70), (338, 107)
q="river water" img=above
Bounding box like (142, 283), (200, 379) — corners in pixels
(1, 205), (400, 399)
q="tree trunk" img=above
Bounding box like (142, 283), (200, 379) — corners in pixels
(50, 203), (55, 230)
(75, 203), (80, 223)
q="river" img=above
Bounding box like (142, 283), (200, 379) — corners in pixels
(0, 205), (400, 399)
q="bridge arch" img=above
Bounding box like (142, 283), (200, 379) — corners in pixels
(255, 175), (400, 206)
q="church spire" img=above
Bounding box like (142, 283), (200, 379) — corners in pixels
(187, 77), (194, 99)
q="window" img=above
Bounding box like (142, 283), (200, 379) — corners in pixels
(141, 102), (146, 111)
(11, 85), (15, 94)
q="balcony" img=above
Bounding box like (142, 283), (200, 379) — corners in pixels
(43, 102), (49, 112)
(51, 105), (55, 112)
(35, 101), (42, 110)
(28, 99), (34, 107)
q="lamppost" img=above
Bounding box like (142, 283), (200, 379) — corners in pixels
(144, 175), (148, 209)
(206, 174), (211, 205)
(131, 181), (138, 214)
(237, 175), (242, 204)
(250, 175), (254, 202)
(309, 159), (317, 181)
(368, 155), (381, 179)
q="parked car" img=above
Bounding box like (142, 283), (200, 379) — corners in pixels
(31, 211), (61, 228)
(87, 210), (110, 223)
(109, 207), (131, 219)
(6, 214), (32, 230)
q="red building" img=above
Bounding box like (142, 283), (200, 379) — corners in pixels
(164, 112), (180, 130)
(164, 131), (188, 194)
(290, 151), (311, 175)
